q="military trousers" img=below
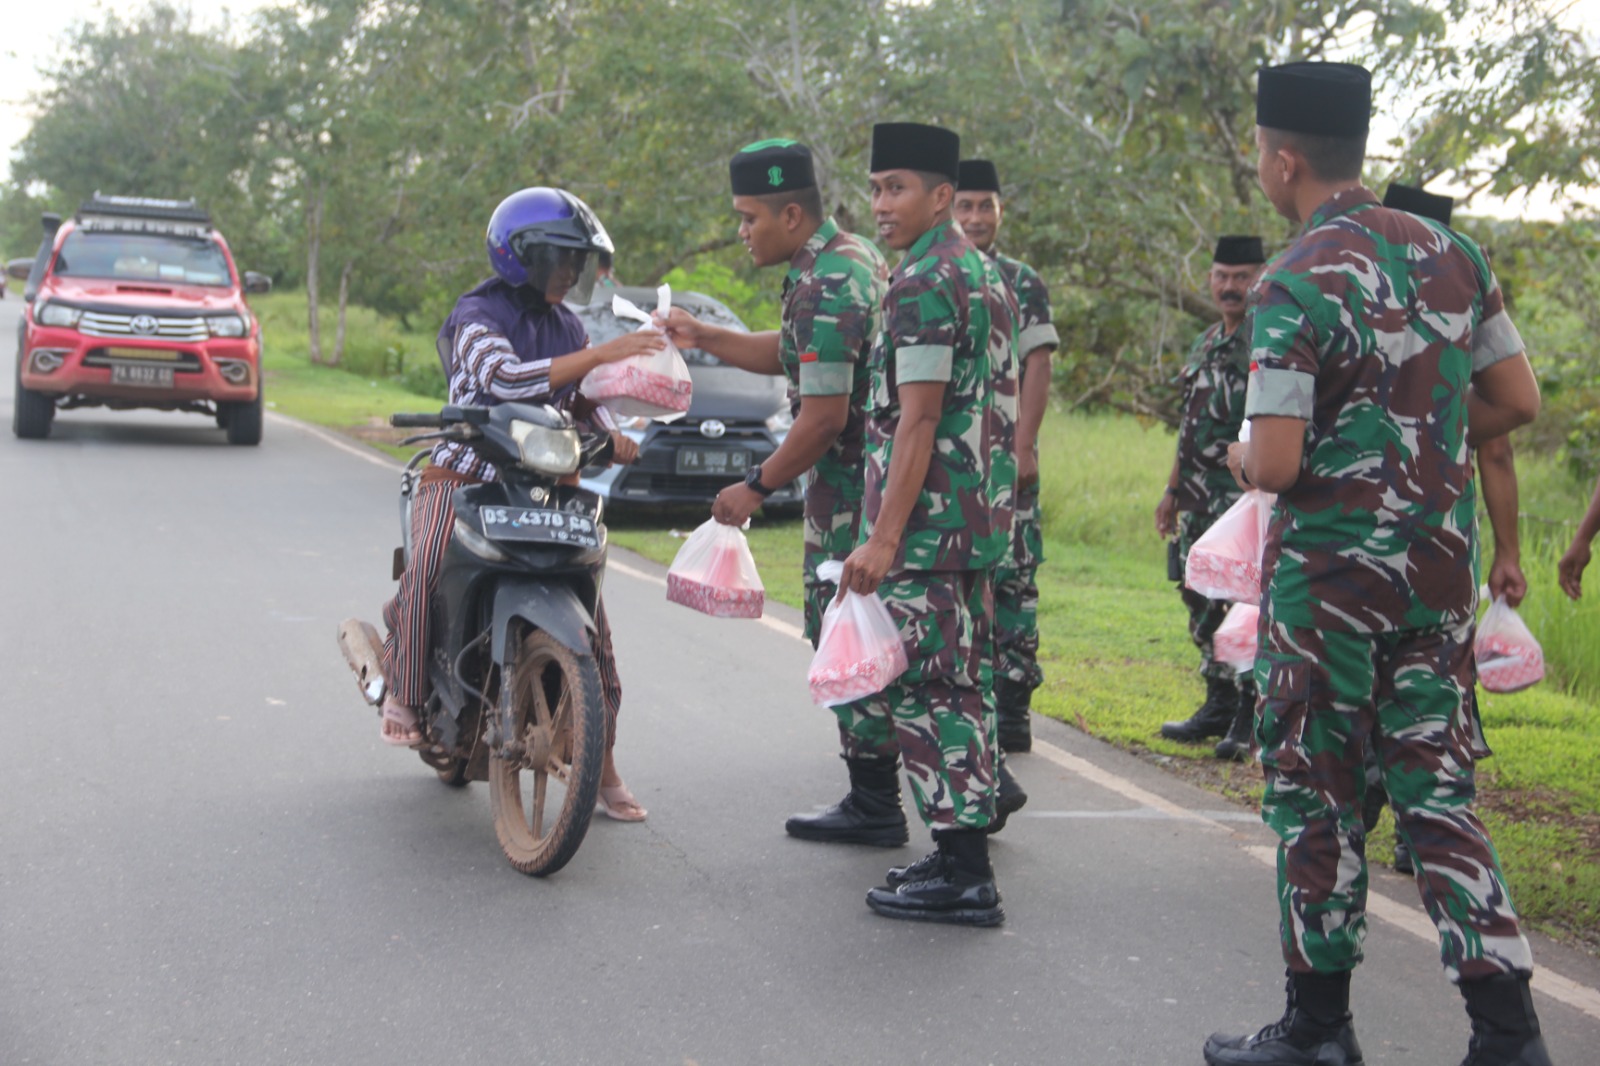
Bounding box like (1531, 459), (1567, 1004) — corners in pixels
(830, 568), (997, 830)
(993, 486), (1045, 691)
(1177, 509), (1234, 680)
(1254, 614), (1534, 982)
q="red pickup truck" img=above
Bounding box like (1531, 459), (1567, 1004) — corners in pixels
(10, 195), (270, 444)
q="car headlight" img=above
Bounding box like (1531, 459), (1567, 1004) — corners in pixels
(37, 302), (82, 329)
(765, 408), (795, 434)
(510, 419), (581, 476)
(207, 313), (248, 338)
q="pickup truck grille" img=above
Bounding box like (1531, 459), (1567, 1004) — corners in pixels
(79, 311), (209, 342)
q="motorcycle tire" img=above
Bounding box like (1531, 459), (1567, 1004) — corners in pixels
(489, 629), (605, 877)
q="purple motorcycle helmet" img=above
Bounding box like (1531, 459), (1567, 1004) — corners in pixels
(486, 187), (615, 305)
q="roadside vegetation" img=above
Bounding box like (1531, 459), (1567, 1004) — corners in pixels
(258, 292), (1600, 952)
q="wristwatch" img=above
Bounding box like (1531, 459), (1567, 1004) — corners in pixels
(744, 463), (776, 497)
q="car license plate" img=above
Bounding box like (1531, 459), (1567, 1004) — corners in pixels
(111, 364), (175, 388)
(675, 447), (750, 477)
(478, 506), (602, 549)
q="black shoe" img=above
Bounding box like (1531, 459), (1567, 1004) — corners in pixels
(1162, 675), (1238, 742)
(985, 759), (1028, 835)
(785, 755), (909, 847)
(1214, 681), (1256, 761)
(1393, 839), (1414, 876)
(995, 676), (1033, 753)
(884, 848), (940, 889)
(865, 829), (1004, 927)
(1205, 972), (1363, 1066)
(1459, 974), (1551, 1066)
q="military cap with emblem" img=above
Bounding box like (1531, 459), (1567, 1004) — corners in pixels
(1382, 183), (1454, 227)
(1256, 61), (1372, 137)
(870, 122), (960, 182)
(1213, 235), (1265, 265)
(957, 159), (1002, 194)
(730, 139), (816, 196)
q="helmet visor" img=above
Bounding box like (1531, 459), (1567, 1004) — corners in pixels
(514, 242), (597, 305)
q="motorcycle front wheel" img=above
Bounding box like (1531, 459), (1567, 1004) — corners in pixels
(489, 630), (605, 877)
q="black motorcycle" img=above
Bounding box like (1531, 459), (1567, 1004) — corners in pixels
(340, 402), (616, 877)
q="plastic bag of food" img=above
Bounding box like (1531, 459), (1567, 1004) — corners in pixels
(666, 518), (764, 618)
(1475, 598), (1544, 693)
(807, 561), (908, 706)
(582, 284), (693, 420)
(1185, 489), (1274, 604)
(1213, 602), (1261, 674)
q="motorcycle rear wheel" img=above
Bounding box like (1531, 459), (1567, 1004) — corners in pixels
(489, 630), (605, 877)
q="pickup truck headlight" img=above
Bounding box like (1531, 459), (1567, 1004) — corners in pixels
(36, 302), (82, 329)
(510, 419), (581, 476)
(206, 313), (248, 338)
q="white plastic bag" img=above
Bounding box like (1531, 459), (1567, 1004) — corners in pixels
(1185, 489), (1275, 604)
(582, 284), (693, 421)
(1475, 598), (1545, 693)
(666, 518), (764, 618)
(1213, 602), (1261, 674)
(807, 561), (909, 706)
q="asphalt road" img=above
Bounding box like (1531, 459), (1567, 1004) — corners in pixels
(3, 294), (1598, 1065)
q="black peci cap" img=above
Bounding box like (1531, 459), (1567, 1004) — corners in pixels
(730, 139), (816, 197)
(1213, 235), (1265, 265)
(1256, 62), (1372, 137)
(870, 123), (960, 183)
(1382, 182), (1454, 226)
(957, 159), (1001, 194)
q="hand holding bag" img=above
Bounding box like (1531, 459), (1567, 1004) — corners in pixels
(1184, 489), (1274, 604)
(581, 284), (693, 420)
(1475, 597), (1545, 693)
(806, 561), (908, 706)
(666, 518), (765, 618)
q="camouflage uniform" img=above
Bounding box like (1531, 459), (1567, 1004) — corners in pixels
(838, 218), (1013, 830)
(990, 252), (1058, 690)
(1173, 319), (1251, 680)
(1246, 187), (1534, 981)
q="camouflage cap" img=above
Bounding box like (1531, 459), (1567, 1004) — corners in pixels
(731, 139), (816, 196)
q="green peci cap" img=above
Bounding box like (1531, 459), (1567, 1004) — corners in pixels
(730, 139), (816, 196)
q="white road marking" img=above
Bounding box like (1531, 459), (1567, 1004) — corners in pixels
(267, 411), (402, 471)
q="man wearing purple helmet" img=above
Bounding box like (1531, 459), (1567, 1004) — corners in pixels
(377, 187), (662, 821)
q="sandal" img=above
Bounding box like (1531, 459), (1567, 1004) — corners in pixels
(379, 698), (424, 747)
(597, 783), (648, 822)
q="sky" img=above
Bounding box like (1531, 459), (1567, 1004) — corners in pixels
(2, 0), (1598, 220)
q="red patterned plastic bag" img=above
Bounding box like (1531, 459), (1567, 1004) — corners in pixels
(582, 285), (693, 420)
(666, 518), (764, 619)
(1213, 602), (1261, 674)
(807, 561), (908, 706)
(1185, 489), (1274, 604)
(1475, 598), (1544, 693)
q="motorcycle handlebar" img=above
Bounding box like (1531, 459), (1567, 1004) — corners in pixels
(390, 413), (445, 428)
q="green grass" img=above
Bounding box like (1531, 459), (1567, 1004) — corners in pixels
(257, 290), (1600, 951)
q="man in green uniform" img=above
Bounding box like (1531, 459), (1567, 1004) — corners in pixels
(838, 121), (1015, 926)
(656, 141), (900, 842)
(953, 159), (1058, 765)
(1156, 235), (1265, 759)
(1204, 62), (1549, 1066)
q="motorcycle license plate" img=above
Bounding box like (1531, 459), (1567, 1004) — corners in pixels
(478, 506), (601, 549)
(675, 447), (750, 477)
(111, 363), (175, 388)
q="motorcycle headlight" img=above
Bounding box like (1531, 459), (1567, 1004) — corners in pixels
(37, 302), (82, 329)
(510, 419), (581, 476)
(207, 313), (249, 338)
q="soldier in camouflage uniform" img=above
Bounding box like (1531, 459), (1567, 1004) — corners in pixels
(1204, 62), (1550, 1066)
(1155, 235), (1265, 759)
(954, 159), (1059, 773)
(656, 141), (899, 844)
(837, 122), (1014, 927)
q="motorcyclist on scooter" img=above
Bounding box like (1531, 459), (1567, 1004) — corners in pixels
(375, 187), (660, 820)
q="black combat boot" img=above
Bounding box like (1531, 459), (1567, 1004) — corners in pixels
(1162, 674), (1239, 742)
(865, 828), (1004, 926)
(995, 676), (1033, 753)
(1203, 972), (1364, 1066)
(985, 755), (1028, 835)
(1214, 680), (1257, 761)
(1392, 838), (1415, 875)
(1458, 973), (1552, 1066)
(785, 755), (909, 847)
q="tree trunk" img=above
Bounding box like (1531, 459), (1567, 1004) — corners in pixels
(332, 259), (354, 368)
(305, 180), (325, 365)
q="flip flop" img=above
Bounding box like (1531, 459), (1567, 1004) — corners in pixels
(596, 783), (648, 822)
(379, 699), (424, 747)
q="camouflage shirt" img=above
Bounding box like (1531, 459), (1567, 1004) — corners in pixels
(863, 219), (1014, 572)
(780, 218), (889, 566)
(1173, 320), (1250, 516)
(991, 251), (1060, 356)
(1245, 187), (1525, 633)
